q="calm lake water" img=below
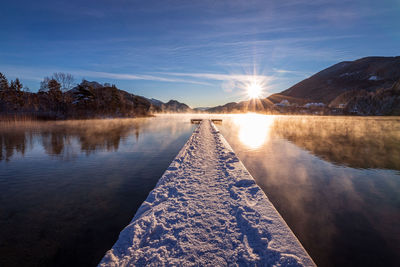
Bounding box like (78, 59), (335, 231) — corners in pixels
(0, 116), (196, 266)
(217, 115), (400, 267)
(0, 115), (399, 267)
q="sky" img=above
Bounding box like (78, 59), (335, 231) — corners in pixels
(1, 0), (399, 107)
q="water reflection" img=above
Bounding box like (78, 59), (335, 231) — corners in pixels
(0, 117), (197, 161)
(229, 114), (400, 170)
(218, 115), (400, 267)
(0, 116), (195, 267)
(0, 120), (143, 160)
(233, 114), (273, 149)
(0, 129), (31, 161)
(1, 115), (399, 267)
(271, 116), (400, 170)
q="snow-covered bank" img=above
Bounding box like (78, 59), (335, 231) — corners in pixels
(99, 120), (315, 266)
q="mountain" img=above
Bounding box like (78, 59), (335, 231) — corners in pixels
(161, 100), (192, 113)
(207, 99), (275, 113)
(272, 56), (400, 105)
(145, 98), (193, 113)
(207, 56), (400, 115)
(193, 107), (211, 111)
(206, 102), (238, 113)
(147, 98), (164, 107)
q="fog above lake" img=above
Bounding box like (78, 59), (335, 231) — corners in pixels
(2, 115), (399, 171)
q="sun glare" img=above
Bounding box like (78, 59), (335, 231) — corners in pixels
(247, 82), (262, 99)
(233, 114), (274, 149)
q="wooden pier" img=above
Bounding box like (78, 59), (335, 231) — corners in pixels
(191, 119), (222, 124)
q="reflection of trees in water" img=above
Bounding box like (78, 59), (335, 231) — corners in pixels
(0, 130), (30, 161)
(41, 131), (66, 155)
(77, 124), (129, 154)
(272, 116), (400, 170)
(0, 119), (142, 161)
(0, 116), (195, 161)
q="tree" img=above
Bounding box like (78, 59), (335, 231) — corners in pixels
(48, 79), (62, 102)
(39, 77), (62, 98)
(48, 79), (61, 93)
(39, 77), (51, 92)
(110, 84), (121, 113)
(53, 72), (75, 92)
(9, 78), (23, 91)
(0, 72), (9, 91)
(74, 81), (95, 101)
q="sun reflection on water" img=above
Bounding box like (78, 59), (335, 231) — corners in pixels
(233, 114), (274, 149)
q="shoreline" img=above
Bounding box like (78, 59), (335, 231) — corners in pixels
(0, 113), (155, 122)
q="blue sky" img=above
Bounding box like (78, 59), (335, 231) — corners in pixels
(1, 0), (399, 107)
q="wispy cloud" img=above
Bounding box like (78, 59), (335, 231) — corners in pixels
(272, 68), (312, 77)
(71, 70), (213, 86)
(156, 72), (274, 83)
(167, 34), (361, 53)
(155, 71), (279, 95)
(1, 63), (303, 95)
(0, 65), (212, 86)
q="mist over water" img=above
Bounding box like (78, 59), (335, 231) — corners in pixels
(218, 115), (400, 267)
(1, 115), (399, 267)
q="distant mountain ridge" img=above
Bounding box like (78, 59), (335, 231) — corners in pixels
(147, 98), (164, 107)
(145, 98), (193, 113)
(206, 99), (275, 113)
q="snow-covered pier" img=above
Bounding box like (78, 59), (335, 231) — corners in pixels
(191, 118), (222, 124)
(99, 120), (315, 266)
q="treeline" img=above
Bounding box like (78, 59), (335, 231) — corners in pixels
(0, 72), (154, 120)
(343, 79), (400, 115)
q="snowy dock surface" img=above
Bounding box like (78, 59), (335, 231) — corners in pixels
(99, 120), (315, 266)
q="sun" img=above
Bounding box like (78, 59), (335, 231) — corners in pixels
(247, 82), (262, 99)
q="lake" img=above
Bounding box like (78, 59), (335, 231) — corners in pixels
(0, 115), (399, 267)
(0, 116), (196, 266)
(218, 115), (400, 267)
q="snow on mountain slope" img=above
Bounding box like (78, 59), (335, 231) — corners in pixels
(99, 120), (315, 266)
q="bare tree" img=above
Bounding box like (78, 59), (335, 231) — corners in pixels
(53, 72), (75, 92)
(39, 76), (51, 92)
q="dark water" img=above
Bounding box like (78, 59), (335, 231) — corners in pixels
(0, 116), (195, 267)
(1, 115), (399, 267)
(217, 115), (400, 267)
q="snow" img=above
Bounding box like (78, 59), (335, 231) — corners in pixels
(304, 102), (325, 108)
(339, 71), (361, 77)
(99, 120), (315, 266)
(339, 72), (351, 77)
(275, 99), (291, 107)
(339, 71), (356, 77)
(369, 75), (379, 81)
